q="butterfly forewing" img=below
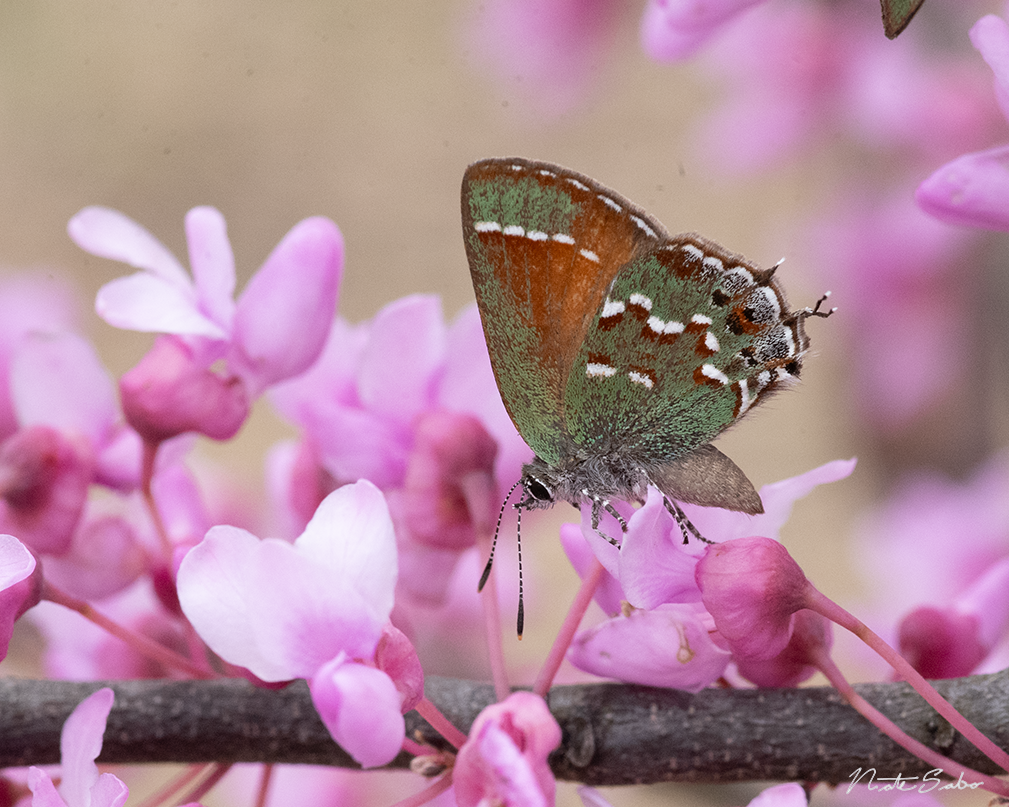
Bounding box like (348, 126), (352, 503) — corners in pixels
(462, 158), (665, 464)
(565, 234), (811, 461)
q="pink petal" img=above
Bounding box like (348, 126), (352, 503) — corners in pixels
(374, 624), (424, 713)
(0, 533), (35, 586)
(68, 207), (189, 286)
(177, 526), (269, 675)
(96, 273), (227, 338)
(568, 604), (730, 691)
(59, 688), (114, 807)
(313, 403), (409, 489)
(294, 481), (397, 622)
(0, 534), (39, 660)
(90, 774), (129, 807)
(27, 768), (68, 807)
(247, 538), (382, 676)
(11, 332), (117, 445)
(231, 217), (343, 395)
(455, 692), (560, 807)
(916, 144), (1009, 231)
(696, 537), (809, 660)
(971, 14), (1009, 121)
(42, 515), (145, 600)
(754, 458), (858, 539)
(400, 411), (498, 551)
(185, 207), (236, 332)
(609, 487), (704, 609)
(119, 336), (249, 442)
(748, 783), (810, 807)
(357, 295), (445, 424)
(681, 458), (857, 542)
(955, 556), (1009, 650)
(310, 657), (405, 768)
(640, 0), (766, 61)
(440, 304), (532, 489)
(578, 787), (616, 807)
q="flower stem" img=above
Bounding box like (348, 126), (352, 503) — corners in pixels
(533, 556), (604, 697)
(414, 695), (469, 750)
(813, 643), (1009, 797)
(41, 580), (215, 679)
(805, 585), (1009, 774)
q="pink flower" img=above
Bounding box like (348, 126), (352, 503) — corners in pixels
(27, 688), (129, 807)
(454, 691), (561, 807)
(269, 296), (527, 605)
(568, 602), (731, 691)
(856, 452), (1009, 667)
(0, 272), (81, 440)
(897, 556), (1009, 679)
(1, 331), (142, 554)
(0, 426), (92, 555)
(640, 0), (767, 61)
(177, 480), (420, 767)
(561, 460), (854, 688)
(10, 333), (130, 478)
(464, 0), (623, 116)
(695, 3), (996, 173)
(918, 14), (1009, 229)
(0, 533), (41, 661)
(68, 207), (343, 441)
(807, 191), (974, 428)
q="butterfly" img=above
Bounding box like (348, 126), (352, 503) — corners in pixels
(462, 157), (831, 545)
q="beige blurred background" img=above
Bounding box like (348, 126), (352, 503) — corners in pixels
(0, 2), (956, 805)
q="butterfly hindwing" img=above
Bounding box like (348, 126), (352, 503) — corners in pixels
(565, 234), (811, 464)
(461, 158), (664, 464)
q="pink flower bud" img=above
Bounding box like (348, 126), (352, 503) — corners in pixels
(120, 336), (249, 443)
(695, 536), (809, 660)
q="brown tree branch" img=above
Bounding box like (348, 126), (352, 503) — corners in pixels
(0, 672), (1006, 785)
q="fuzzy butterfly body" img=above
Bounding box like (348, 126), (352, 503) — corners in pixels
(462, 157), (829, 533)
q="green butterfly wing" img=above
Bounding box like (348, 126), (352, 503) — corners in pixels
(461, 158), (664, 465)
(565, 234), (811, 464)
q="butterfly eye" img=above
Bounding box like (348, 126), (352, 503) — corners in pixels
(524, 476), (553, 502)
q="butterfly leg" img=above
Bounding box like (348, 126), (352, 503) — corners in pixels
(588, 495), (624, 547)
(663, 498), (713, 545)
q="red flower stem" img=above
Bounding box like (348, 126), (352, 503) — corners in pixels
(132, 763), (209, 807)
(805, 585), (1009, 774)
(814, 645), (1009, 797)
(402, 735), (429, 757)
(139, 439), (174, 558)
(415, 695), (470, 750)
(178, 762), (233, 804)
(41, 580), (215, 679)
(253, 763), (275, 807)
(532, 556), (605, 697)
